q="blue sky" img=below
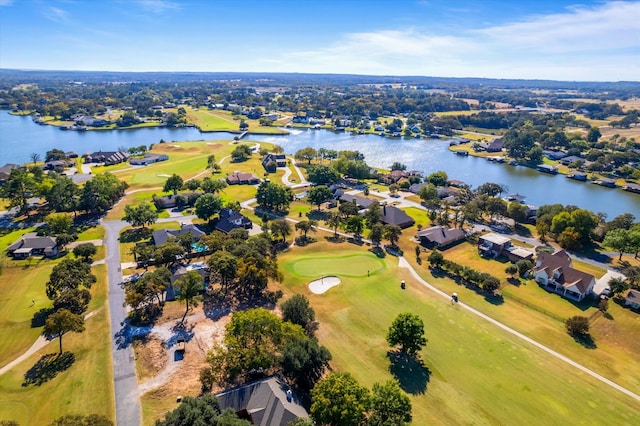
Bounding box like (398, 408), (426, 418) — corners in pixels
(1, 0), (639, 81)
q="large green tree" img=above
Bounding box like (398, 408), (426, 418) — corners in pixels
(80, 172), (128, 214)
(163, 174), (184, 194)
(310, 372), (370, 426)
(281, 294), (316, 335)
(256, 181), (292, 211)
(155, 394), (249, 426)
(369, 380), (412, 426)
(175, 270), (203, 323)
(387, 312), (427, 356)
(44, 308), (85, 354)
(603, 228), (631, 260)
(123, 203), (158, 228)
(295, 147), (318, 165)
(308, 185), (333, 210)
(281, 336), (332, 391)
(46, 259), (96, 314)
(307, 164), (340, 185)
(194, 193), (223, 222)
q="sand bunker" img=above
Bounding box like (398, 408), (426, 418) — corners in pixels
(309, 276), (341, 294)
(157, 174), (171, 177)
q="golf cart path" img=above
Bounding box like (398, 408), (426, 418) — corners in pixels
(397, 256), (640, 403)
(0, 309), (101, 376)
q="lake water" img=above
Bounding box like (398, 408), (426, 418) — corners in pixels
(0, 110), (638, 218)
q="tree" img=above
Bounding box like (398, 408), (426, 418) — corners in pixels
(390, 162), (407, 171)
(45, 213), (72, 235)
(608, 277), (629, 297)
(231, 145), (252, 162)
(163, 174), (184, 194)
(200, 176), (227, 194)
(155, 394), (250, 426)
(281, 294), (316, 335)
(3, 167), (37, 215)
(154, 242), (185, 268)
(505, 264), (518, 278)
(308, 185), (333, 210)
(603, 228), (630, 260)
(428, 249), (444, 268)
(46, 259), (96, 314)
(476, 182), (508, 197)
(30, 152), (41, 166)
(364, 201), (382, 228)
(44, 309), (85, 354)
(587, 126), (601, 143)
(387, 313), (427, 356)
(123, 203), (158, 228)
(418, 183), (440, 214)
(79, 172), (128, 214)
(507, 202), (528, 224)
(45, 175), (79, 214)
(515, 259), (532, 276)
(194, 193), (223, 222)
(281, 336), (332, 391)
(208, 251), (238, 294)
(369, 223), (384, 246)
(565, 315), (590, 337)
(175, 270), (202, 323)
(307, 164), (340, 185)
(482, 276), (501, 293)
(369, 380), (412, 426)
(345, 215), (364, 237)
(45, 148), (67, 162)
(255, 181), (293, 211)
(295, 147), (318, 165)
(426, 170), (448, 187)
(73, 242), (97, 262)
(295, 220), (316, 242)
(311, 372), (370, 426)
(383, 224), (402, 247)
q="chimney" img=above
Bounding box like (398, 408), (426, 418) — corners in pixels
(383, 204), (387, 215)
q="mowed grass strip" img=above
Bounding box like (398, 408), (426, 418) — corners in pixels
(0, 264), (114, 425)
(278, 243), (640, 425)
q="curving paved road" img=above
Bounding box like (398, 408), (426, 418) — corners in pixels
(397, 256), (640, 403)
(102, 219), (142, 426)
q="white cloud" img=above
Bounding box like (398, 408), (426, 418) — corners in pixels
(270, 1), (640, 81)
(136, 0), (181, 13)
(46, 7), (69, 23)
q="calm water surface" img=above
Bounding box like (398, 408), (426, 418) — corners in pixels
(0, 110), (638, 218)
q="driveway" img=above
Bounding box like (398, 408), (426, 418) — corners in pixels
(102, 219), (142, 426)
(594, 269), (626, 296)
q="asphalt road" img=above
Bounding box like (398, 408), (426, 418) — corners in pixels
(102, 219), (142, 426)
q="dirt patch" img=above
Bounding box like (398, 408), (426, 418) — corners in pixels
(134, 336), (167, 382)
(206, 143), (222, 147)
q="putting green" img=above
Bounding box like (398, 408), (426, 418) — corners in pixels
(288, 253), (384, 278)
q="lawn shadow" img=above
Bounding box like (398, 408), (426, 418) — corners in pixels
(324, 235), (344, 244)
(22, 352), (75, 386)
(484, 293), (504, 305)
(120, 227), (152, 243)
(514, 224), (532, 238)
(506, 277), (521, 286)
(368, 246), (386, 258)
(306, 210), (327, 221)
(387, 350), (430, 395)
(31, 307), (54, 328)
(572, 333), (597, 349)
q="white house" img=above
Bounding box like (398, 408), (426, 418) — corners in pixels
(533, 250), (595, 301)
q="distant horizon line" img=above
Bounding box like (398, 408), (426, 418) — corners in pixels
(1, 68), (639, 85)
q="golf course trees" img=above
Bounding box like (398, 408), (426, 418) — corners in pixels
(311, 372), (370, 426)
(207, 251), (238, 294)
(565, 316), (590, 338)
(175, 270), (203, 323)
(43, 308), (85, 354)
(383, 224), (402, 247)
(295, 147), (318, 165)
(387, 313), (427, 357)
(45, 175), (79, 214)
(154, 242), (185, 268)
(207, 308), (306, 383)
(72, 242), (97, 262)
(79, 172), (128, 215)
(295, 220), (317, 242)
(326, 212), (343, 238)
(346, 215), (364, 238)
(281, 336), (332, 391)
(281, 294), (316, 336)
(368, 223), (384, 246)
(505, 264), (518, 278)
(46, 259), (96, 315)
(231, 145), (252, 162)
(194, 193), (223, 222)
(308, 185), (333, 210)
(364, 202), (382, 228)
(163, 174), (184, 194)
(45, 212), (72, 235)
(369, 380), (413, 426)
(200, 176), (227, 194)
(123, 203), (158, 228)
(269, 218), (292, 244)
(603, 228), (631, 260)
(256, 181), (293, 212)
(428, 249), (444, 268)
(156, 394), (250, 426)
(307, 164), (340, 185)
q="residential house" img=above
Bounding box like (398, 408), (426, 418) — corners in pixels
(478, 232), (534, 262)
(226, 171), (261, 185)
(409, 182), (429, 194)
(214, 208), (253, 233)
(486, 138), (504, 152)
(129, 153), (169, 166)
(378, 170), (408, 185)
(623, 183), (640, 194)
(166, 261), (209, 300)
(379, 204), (415, 228)
(0, 163), (19, 182)
(593, 178), (616, 188)
(338, 193), (376, 210)
(533, 250), (595, 301)
(153, 192), (202, 210)
(43, 159), (73, 171)
(6, 233), (58, 259)
(216, 376), (309, 426)
(624, 289), (640, 310)
(537, 164), (558, 174)
(83, 150), (130, 165)
(152, 224), (205, 246)
(416, 226), (466, 249)
(262, 153), (287, 170)
(542, 150), (567, 161)
(559, 155), (585, 166)
(567, 171), (588, 181)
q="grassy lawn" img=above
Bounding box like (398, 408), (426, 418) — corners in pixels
(0, 263), (114, 425)
(105, 189), (161, 221)
(119, 222), (182, 264)
(185, 108), (240, 132)
(278, 242), (640, 424)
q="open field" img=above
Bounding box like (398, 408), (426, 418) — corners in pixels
(185, 108), (288, 135)
(0, 265), (114, 425)
(278, 242), (640, 424)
